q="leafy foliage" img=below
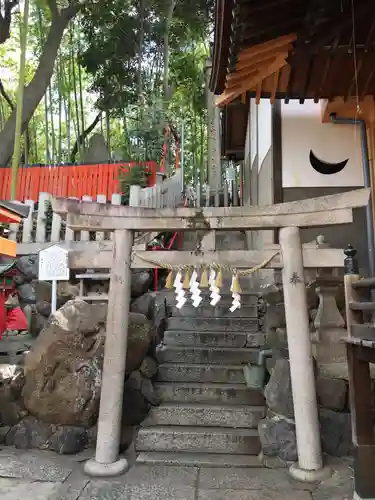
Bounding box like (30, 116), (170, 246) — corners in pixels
(119, 163), (149, 205)
(0, 0), (213, 188)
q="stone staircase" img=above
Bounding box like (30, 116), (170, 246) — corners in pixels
(136, 290), (267, 467)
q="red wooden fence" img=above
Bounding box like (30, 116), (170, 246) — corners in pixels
(0, 161), (158, 201)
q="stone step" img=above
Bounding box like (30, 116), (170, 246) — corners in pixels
(136, 451), (261, 468)
(155, 382), (264, 405)
(169, 304), (258, 318)
(163, 330), (266, 348)
(142, 403), (265, 428)
(136, 426), (261, 455)
(157, 363), (246, 383)
(156, 345), (258, 365)
(167, 317), (258, 332)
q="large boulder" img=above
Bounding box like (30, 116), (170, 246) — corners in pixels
(316, 376), (348, 411)
(17, 283), (36, 305)
(33, 281), (53, 302)
(0, 375), (28, 426)
(125, 313), (152, 374)
(48, 426), (88, 454)
(56, 281), (80, 301)
(131, 294), (155, 320)
(122, 385), (150, 426)
(139, 357), (158, 378)
(25, 280), (79, 316)
(24, 304), (48, 338)
(264, 358), (294, 419)
(21, 300), (102, 426)
(4, 416), (89, 454)
(16, 255), (38, 281)
(263, 303), (286, 333)
(258, 412), (297, 462)
(131, 291), (168, 347)
(17, 279), (80, 337)
(320, 409), (353, 456)
(5, 416), (53, 450)
(131, 270), (153, 298)
(21, 301), (152, 426)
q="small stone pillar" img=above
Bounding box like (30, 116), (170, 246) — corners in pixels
(314, 277), (345, 335)
(279, 226), (331, 482)
(84, 229), (133, 477)
(310, 236), (348, 378)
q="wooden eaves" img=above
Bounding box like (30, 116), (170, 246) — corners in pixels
(0, 201), (30, 257)
(210, 0), (375, 106)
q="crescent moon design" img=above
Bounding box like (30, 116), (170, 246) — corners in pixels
(309, 150), (349, 175)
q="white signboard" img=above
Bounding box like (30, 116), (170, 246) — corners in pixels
(38, 245), (69, 281)
(281, 100), (364, 188)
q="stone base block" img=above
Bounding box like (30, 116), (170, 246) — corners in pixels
(84, 457), (129, 477)
(289, 462), (332, 483)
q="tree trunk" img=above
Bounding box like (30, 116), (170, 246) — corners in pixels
(48, 82), (56, 163)
(0, 0), (19, 45)
(0, 77), (30, 165)
(77, 25), (85, 151)
(36, 7), (50, 164)
(61, 55), (71, 160)
(10, 0), (29, 199)
(57, 57), (63, 163)
(0, 7), (78, 169)
(137, 0), (144, 99)
(106, 111), (111, 162)
(70, 28), (81, 161)
(136, 0), (144, 155)
(43, 93), (50, 163)
(163, 0), (176, 101)
(162, 0), (176, 175)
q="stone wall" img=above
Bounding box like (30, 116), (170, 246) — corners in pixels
(0, 258), (169, 455)
(258, 280), (353, 463)
(13, 255), (156, 338)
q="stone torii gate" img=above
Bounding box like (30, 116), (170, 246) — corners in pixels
(52, 188), (370, 480)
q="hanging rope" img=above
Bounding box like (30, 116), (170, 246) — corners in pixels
(133, 251), (279, 277)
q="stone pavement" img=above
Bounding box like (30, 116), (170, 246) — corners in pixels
(0, 447), (353, 500)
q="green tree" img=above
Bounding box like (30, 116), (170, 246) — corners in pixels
(0, 0), (86, 169)
(0, 0), (213, 192)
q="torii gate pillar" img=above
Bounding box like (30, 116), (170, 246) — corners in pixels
(280, 226), (331, 482)
(84, 229), (133, 477)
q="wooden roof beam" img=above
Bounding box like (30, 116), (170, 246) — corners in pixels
(321, 96), (375, 123)
(226, 68), (259, 85)
(237, 34), (297, 62)
(236, 45), (292, 70)
(216, 54), (288, 106)
(215, 89), (239, 107)
(232, 49), (289, 74)
(227, 51), (290, 90)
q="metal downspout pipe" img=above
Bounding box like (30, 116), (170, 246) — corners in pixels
(330, 113), (375, 277)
